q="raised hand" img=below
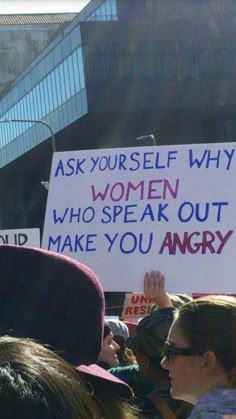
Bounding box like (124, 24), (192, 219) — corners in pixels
(143, 270), (173, 308)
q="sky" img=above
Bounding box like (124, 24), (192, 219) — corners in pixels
(0, 0), (91, 14)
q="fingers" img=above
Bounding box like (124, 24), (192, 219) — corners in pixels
(143, 270), (173, 308)
(144, 270), (166, 298)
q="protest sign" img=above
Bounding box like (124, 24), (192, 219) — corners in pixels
(42, 143), (236, 292)
(0, 228), (40, 247)
(121, 293), (153, 319)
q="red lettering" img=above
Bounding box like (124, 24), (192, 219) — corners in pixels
(216, 230), (233, 254)
(139, 295), (152, 304)
(147, 180), (162, 199)
(133, 306), (139, 315)
(125, 307), (133, 315)
(174, 232), (189, 254)
(139, 306), (147, 315)
(159, 231), (234, 255)
(131, 295), (140, 304)
(187, 232), (202, 254)
(159, 232), (189, 254)
(201, 231), (216, 254)
(159, 232), (173, 254)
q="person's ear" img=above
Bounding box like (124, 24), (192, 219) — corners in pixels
(201, 350), (217, 374)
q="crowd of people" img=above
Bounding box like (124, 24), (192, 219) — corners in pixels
(0, 244), (235, 418)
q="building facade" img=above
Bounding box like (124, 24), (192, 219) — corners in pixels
(0, 0), (236, 231)
(0, 13), (76, 95)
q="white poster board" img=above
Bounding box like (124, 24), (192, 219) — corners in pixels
(42, 143), (236, 293)
(0, 228), (40, 248)
(122, 293), (153, 319)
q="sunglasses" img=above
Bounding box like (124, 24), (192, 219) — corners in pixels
(163, 341), (202, 362)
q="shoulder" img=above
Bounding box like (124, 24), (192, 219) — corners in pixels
(190, 388), (236, 419)
(109, 364), (139, 377)
(190, 414), (230, 419)
(109, 364), (154, 395)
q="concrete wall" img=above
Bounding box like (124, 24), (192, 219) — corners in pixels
(0, 24), (61, 95)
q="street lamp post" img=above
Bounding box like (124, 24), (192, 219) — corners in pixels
(136, 134), (157, 146)
(0, 118), (56, 153)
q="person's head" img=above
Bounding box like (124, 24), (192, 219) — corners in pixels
(107, 319), (129, 341)
(161, 295), (236, 405)
(98, 322), (120, 368)
(107, 319), (134, 366)
(0, 335), (98, 419)
(0, 245), (104, 366)
(0, 245), (134, 406)
(126, 309), (174, 384)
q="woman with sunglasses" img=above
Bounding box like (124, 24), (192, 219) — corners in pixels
(161, 295), (236, 418)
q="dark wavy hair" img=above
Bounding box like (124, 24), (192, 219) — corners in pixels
(0, 336), (139, 419)
(0, 336), (98, 419)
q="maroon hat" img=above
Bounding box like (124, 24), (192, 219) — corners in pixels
(0, 245), (133, 398)
(77, 364), (133, 398)
(0, 245), (104, 365)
